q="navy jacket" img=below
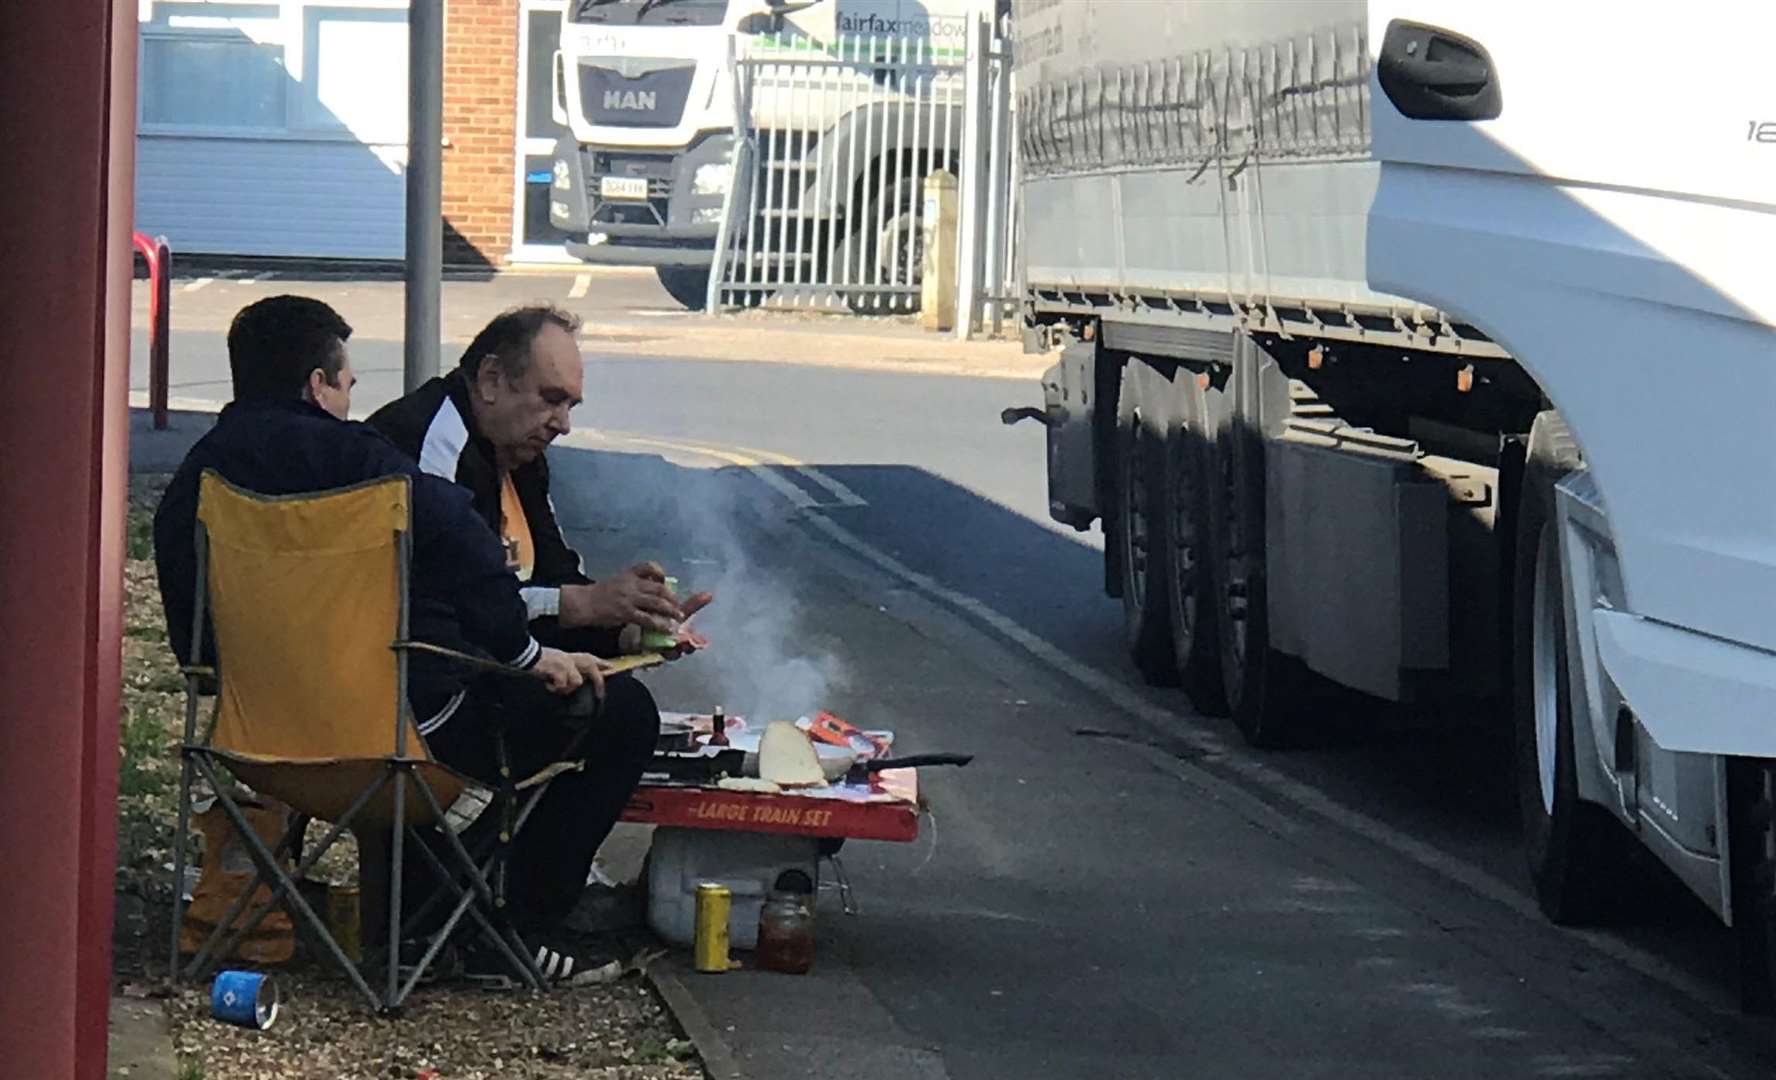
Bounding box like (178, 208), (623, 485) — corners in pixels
(367, 371), (618, 655)
(153, 399), (541, 720)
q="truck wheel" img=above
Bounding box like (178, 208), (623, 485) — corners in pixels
(1115, 362), (1177, 685)
(1513, 411), (1619, 923)
(658, 267), (769, 311)
(1729, 759), (1776, 1013)
(654, 268), (711, 311)
(844, 170), (924, 315)
(1157, 367), (1227, 715)
(1208, 339), (1301, 747)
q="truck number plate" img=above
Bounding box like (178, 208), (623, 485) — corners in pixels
(599, 176), (649, 201)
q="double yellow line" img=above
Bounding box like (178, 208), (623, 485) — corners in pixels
(574, 429), (867, 510)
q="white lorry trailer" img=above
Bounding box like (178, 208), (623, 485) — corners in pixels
(547, 0), (1002, 309)
(1009, 0), (1776, 1003)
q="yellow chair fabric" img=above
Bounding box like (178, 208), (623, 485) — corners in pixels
(196, 471), (462, 823)
(176, 472), (548, 1005)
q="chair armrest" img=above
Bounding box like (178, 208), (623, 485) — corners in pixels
(393, 641), (669, 679)
(390, 640), (540, 680)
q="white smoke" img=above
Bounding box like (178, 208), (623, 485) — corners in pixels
(692, 564), (845, 725)
(570, 445), (846, 724)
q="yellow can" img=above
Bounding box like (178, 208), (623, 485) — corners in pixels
(327, 884), (362, 963)
(693, 882), (731, 973)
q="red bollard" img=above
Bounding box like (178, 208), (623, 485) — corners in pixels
(131, 231), (171, 430)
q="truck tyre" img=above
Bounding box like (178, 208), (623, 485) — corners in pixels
(1208, 338), (1302, 747)
(1728, 759), (1776, 1013)
(1114, 362), (1177, 685)
(1513, 411), (1618, 923)
(658, 267), (769, 311)
(655, 268), (711, 311)
(1157, 367), (1227, 715)
(844, 169), (924, 315)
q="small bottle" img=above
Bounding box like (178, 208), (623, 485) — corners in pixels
(709, 705), (729, 747)
(756, 887), (815, 974)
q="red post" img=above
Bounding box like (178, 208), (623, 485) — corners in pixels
(132, 232), (173, 430)
(0, 2), (134, 1077)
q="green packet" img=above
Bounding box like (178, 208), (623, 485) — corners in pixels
(640, 576), (680, 651)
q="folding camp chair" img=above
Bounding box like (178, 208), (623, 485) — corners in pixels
(167, 470), (581, 1011)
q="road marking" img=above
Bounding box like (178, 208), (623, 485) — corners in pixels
(568, 273), (591, 299)
(596, 426), (1739, 1017)
(591, 432), (817, 509)
(671, 436), (867, 507)
(182, 277), (215, 293)
(731, 444), (869, 508)
(595, 429), (868, 508)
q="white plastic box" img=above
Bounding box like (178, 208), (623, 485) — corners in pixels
(645, 827), (819, 950)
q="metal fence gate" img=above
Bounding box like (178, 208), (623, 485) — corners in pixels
(709, 18), (1016, 336)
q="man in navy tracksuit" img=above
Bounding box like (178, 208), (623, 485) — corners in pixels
(154, 295), (636, 984)
(365, 303), (709, 664)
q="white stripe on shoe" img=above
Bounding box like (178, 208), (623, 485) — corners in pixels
(508, 941), (623, 988)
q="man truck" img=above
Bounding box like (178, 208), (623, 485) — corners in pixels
(1009, 0), (1776, 1005)
(547, 0), (1002, 310)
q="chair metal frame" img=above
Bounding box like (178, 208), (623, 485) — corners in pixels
(167, 472), (581, 1011)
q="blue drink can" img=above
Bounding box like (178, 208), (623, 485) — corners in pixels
(211, 970), (279, 1029)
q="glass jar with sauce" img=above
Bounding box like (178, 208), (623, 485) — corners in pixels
(755, 888), (815, 974)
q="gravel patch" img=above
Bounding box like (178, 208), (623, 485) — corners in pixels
(164, 973), (698, 1080)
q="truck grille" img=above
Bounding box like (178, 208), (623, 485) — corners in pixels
(578, 59), (695, 129)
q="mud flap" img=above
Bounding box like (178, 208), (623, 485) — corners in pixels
(1039, 341), (1100, 530)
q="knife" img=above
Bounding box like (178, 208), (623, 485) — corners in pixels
(844, 753), (973, 785)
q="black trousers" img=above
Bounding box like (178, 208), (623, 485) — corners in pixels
(419, 671), (659, 932)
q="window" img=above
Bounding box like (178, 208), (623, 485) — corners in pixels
(138, 1), (411, 144)
(140, 3), (287, 132)
(296, 8), (409, 144)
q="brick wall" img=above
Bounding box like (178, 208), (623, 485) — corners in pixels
(442, 0), (519, 267)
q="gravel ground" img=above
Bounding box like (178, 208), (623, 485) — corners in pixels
(118, 475), (702, 1080)
(163, 973), (697, 1080)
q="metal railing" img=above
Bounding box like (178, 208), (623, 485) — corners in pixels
(133, 232), (172, 430)
(710, 20), (1017, 334)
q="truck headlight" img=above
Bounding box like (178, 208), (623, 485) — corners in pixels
(552, 159), (572, 191)
(692, 162), (733, 196)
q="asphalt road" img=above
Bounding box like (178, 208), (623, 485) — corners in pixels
(133, 270), (1776, 1078)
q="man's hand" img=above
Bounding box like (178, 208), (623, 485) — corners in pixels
(558, 562), (684, 632)
(531, 647), (586, 695)
(662, 592), (715, 659)
(572, 651), (609, 701)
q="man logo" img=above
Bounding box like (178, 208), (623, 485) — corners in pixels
(603, 90), (657, 111)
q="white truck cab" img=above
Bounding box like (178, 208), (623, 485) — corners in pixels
(1365, 0), (1776, 1004)
(548, 0), (998, 308)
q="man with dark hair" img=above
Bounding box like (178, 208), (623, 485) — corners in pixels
(222, 293), (356, 415)
(154, 294), (630, 984)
